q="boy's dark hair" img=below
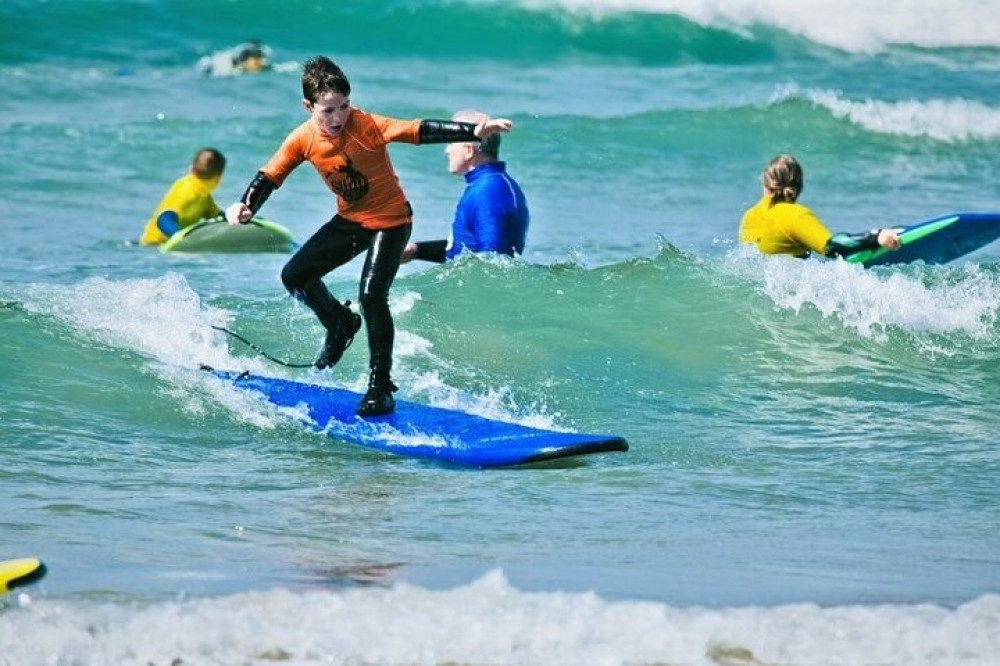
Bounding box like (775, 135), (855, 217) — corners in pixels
(193, 148), (226, 178)
(301, 56), (351, 102)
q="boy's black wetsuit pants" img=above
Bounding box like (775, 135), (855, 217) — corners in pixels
(281, 215), (412, 376)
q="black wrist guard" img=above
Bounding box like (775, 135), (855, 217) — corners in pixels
(419, 120), (478, 144)
(240, 171), (278, 218)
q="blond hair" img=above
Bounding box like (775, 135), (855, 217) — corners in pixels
(762, 154), (803, 204)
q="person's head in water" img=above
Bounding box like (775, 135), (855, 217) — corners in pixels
(191, 148), (226, 185)
(445, 109), (501, 176)
(300, 56), (353, 138)
(762, 154), (803, 204)
(234, 40), (269, 73)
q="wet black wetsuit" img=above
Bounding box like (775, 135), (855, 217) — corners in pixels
(280, 215), (411, 376)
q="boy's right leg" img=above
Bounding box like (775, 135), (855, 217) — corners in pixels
(280, 216), (365, 369)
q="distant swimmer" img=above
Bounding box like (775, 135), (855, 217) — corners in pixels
(140, 148), (226, 246)
(232, 40), (271, 73)
(197, 40), (272, 76)
(402, 109), (529, 264)
(739, 154), (901, 259)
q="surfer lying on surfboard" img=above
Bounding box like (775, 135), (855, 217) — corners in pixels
(739, 154), (902, 259)
(140, 148), (227, 246)
(225, 56), (513, 417)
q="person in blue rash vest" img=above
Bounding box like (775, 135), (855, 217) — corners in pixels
(402, 109), (529, 263)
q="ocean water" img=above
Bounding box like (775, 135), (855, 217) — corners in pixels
(2, 0), (1000, 664)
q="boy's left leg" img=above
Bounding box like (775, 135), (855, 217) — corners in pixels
(356, 223), (412, 416)
(281, 216), (366, 368)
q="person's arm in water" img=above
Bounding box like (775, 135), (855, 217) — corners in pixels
(155, 210), (180, 237)
(787, 207), (901, 258)
(824, 228), (901, 257)
(403, 240), (448, 263)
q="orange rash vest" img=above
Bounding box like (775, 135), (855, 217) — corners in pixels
(260, 109), (422, 230)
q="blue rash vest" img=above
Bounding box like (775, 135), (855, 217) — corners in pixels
(446, 161), (529, 260)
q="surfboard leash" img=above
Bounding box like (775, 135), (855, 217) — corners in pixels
(211, 325), (315, 368)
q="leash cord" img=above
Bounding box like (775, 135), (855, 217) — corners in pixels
(211, 325), (315, 368)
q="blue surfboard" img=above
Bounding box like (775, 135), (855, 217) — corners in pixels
(208, 369), (628, 467)
(845, 212), (1000, 267)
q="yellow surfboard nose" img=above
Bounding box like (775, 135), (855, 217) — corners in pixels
(0, 558), (47, 593)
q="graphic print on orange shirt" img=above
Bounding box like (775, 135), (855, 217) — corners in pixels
(323, 155), (369, 203)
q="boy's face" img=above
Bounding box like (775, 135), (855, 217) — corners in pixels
(303, 91), (351, 138)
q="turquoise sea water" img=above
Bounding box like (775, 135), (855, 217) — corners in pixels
(2, 0), (1000, 664)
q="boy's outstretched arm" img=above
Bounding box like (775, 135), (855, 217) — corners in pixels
(417, 118), (512, 144)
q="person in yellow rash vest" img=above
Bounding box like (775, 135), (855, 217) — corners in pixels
(140, 148), (226, 245)
(739, 154), (900, 258)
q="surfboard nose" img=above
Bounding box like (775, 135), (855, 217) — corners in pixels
(0, 558), (47, 593)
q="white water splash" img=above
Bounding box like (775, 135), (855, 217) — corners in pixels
(727, 247), (1000, 341)
(20, 273), (289, 428)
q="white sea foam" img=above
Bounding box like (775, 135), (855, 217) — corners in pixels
(393, 334), (561, 430)
(23, 273), (233, 368)
(19, 273), (290, 428)
(17, 274), (560, 434)
(2, 571), (998, 665)
(545, 0), (1000, 52)
(390, 288), (423, 316)
(728, 248), (1000, 342)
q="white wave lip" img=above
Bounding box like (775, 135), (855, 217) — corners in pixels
(22, 273), (234, 369)
(2, 572), (999, 665)
(547, 0), (1000, 51)
(801, 89), (1000, 142)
